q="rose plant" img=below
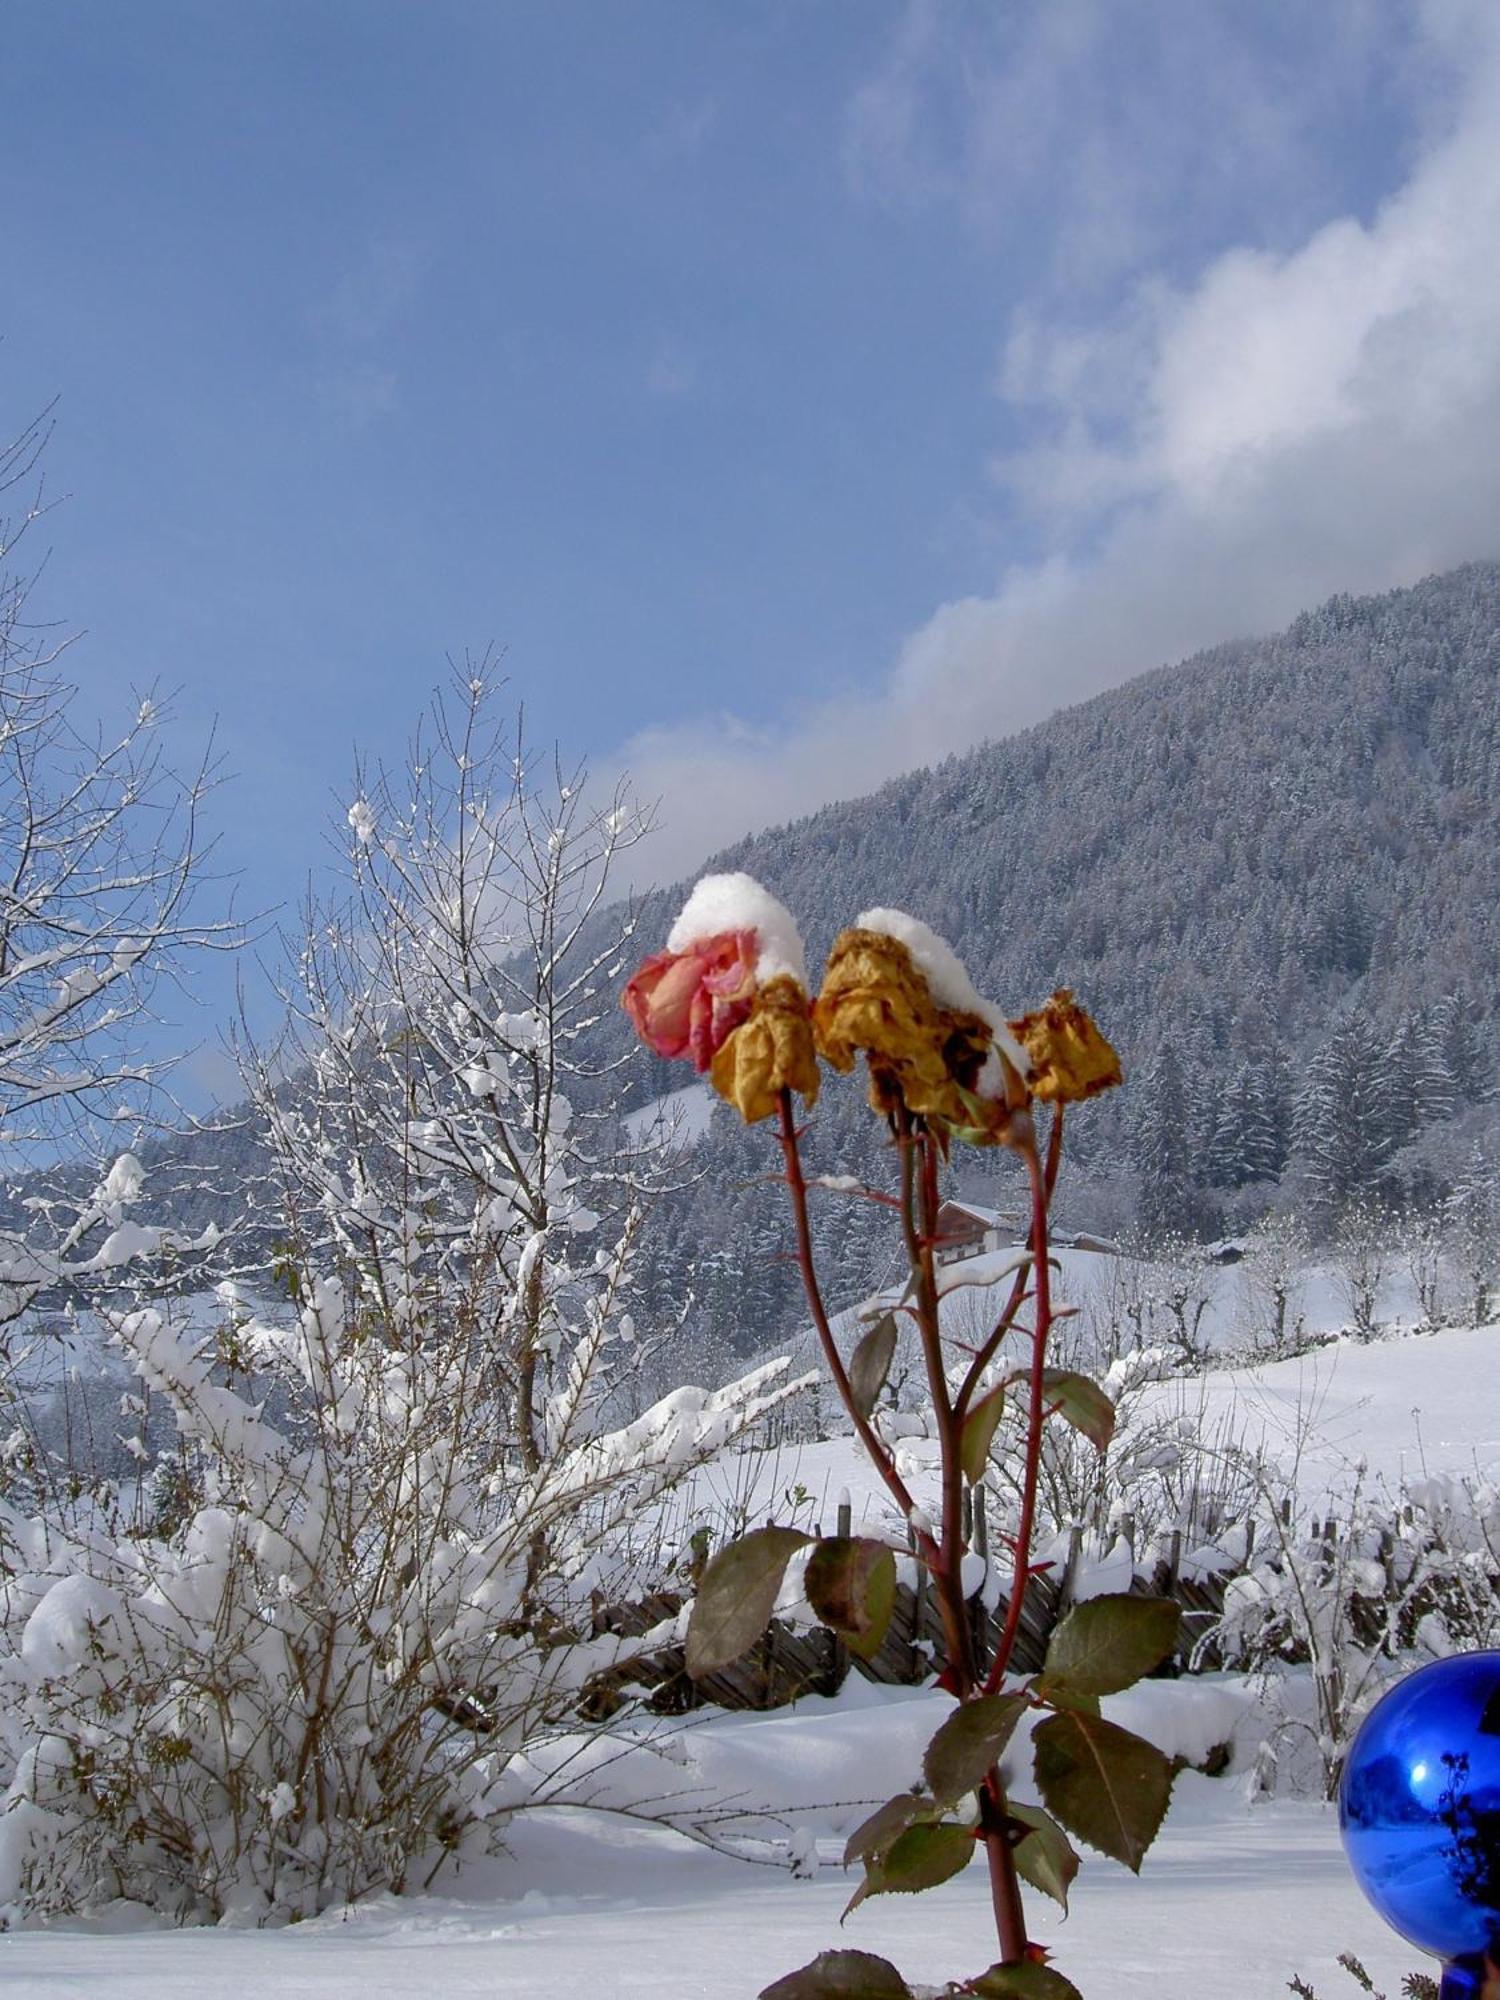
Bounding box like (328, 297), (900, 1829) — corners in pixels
(624, 875), (1179, 2000)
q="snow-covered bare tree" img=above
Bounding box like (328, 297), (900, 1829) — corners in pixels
(0, 671), (806, 1924)
(245, 667), (704, 1493)
(1445, 1143), (1499, 1326)
(1332, 1196), (1391, 1339)
(0, 413), (228, 1172)
(0, 413), (229, 1505)
(1239, 1211), (1308, 1354)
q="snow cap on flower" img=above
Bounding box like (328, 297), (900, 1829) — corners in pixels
(666, 873), (807, 985)
(855, 910), (1030, 1090)
(622, 873), (818, 1122)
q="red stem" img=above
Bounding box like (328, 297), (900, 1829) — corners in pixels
(953, 1260), (1031, 1420)
(900, 1112), (1030, 1967)
(898, 1116), (977, 1689)
(775, 1090), (921, 1533)
(776, 1090), (1041, 1967)
(986, 1125), (1055, 1695)
(954, 1108), (1063, 1419)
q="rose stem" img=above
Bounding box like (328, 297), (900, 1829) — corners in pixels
(895, 1113), (978, 1687)
(775, 1088), (921, 1534)
(986, 1119), (1056, 1695)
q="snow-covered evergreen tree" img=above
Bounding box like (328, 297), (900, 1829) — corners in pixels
(1293, 1009), (1395, 1219)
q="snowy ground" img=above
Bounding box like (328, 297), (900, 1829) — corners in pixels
(7, 1269), (1497, 1997)
(666, 1278), (1500, 1560)
(0, 1807), (1412, 1999)
(0, 1688), (1421, 1999)
(624, 1082), (716, 1150)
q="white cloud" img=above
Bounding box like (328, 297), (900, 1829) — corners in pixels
(645, 336), (701, 401)
(842, 0), (1412, 289)
(309, 240), (418, 346)
(618, 3), (1500, 888)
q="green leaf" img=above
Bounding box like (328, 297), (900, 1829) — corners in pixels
(959, 1383), (1007, 1483)
(759, 1949), (914, 1999)
(806, 1537), (897, 1661)
(685, 1525), (812, 1678)
(922, 1694), (1028, 1807)
(842, 1791), (931, 1869)
(1036, 1594), (1181, 1702)
(1033, 1710), (1176, 1872)
(1040, 1369), (1115, 1450)
(849, 1313), (898, 1421)
(848, 1820), (975, 1915)
(1008, 1803), (1080, 1912)
(964, 1962), (1084, 1999)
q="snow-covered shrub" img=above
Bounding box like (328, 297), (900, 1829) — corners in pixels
(975, 1303), (1263, 1567)
(1216, 1479), (1397, 1798)
(0, 677), (805, 1923)
(0, 1284), (795, 1921)
(1215, 1471), (1500, 1799)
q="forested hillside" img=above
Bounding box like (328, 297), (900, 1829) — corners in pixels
(67, 563), (1500, 1376)
(622, 562), (1500, 1372)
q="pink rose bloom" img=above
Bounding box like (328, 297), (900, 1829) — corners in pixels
(622, 929), (758, 1071)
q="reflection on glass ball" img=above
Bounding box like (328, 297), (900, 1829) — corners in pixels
(1340, 1652), (1500, 1964)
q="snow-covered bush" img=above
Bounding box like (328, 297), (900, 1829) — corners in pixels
(1215, 1471), (1500, 1799)
(1216, 1475), (1399, 1799)
(0, 1283), (795, 1921)
(0, 675), (804, 1923)
(978, 1322), (1261, 1565)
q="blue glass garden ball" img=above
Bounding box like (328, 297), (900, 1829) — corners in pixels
(1340, 1652), (1500, 1964)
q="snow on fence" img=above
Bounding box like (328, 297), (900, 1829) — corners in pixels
(588, 1492), (1237, 1716)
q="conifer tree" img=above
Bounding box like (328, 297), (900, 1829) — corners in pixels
(1293, 1008), (1394, 1219)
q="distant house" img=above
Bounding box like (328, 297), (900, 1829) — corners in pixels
(932, 1203), (1124, 1265)
(933, 1200), (1001, 1265)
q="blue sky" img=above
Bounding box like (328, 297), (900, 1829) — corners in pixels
(4, 1), (1499, 1101)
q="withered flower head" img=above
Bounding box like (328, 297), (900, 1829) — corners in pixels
(1007, 989), (1122, 1103)
(709, 973), (821, 1124)
(622, 929), (757, 1072)
(621, 873), (819, 1124)
(813, 925), (1026, 1142)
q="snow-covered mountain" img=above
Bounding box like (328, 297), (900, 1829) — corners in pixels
(43, 562), (1500, 1374)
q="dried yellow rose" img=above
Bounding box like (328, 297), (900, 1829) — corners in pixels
(709, 974), (822, 1124)
(1008, 989), (1122, 1103)
(812, 928), (1022, 1140)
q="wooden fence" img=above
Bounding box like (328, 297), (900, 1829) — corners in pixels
(589, 1493), (1237, 1716)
